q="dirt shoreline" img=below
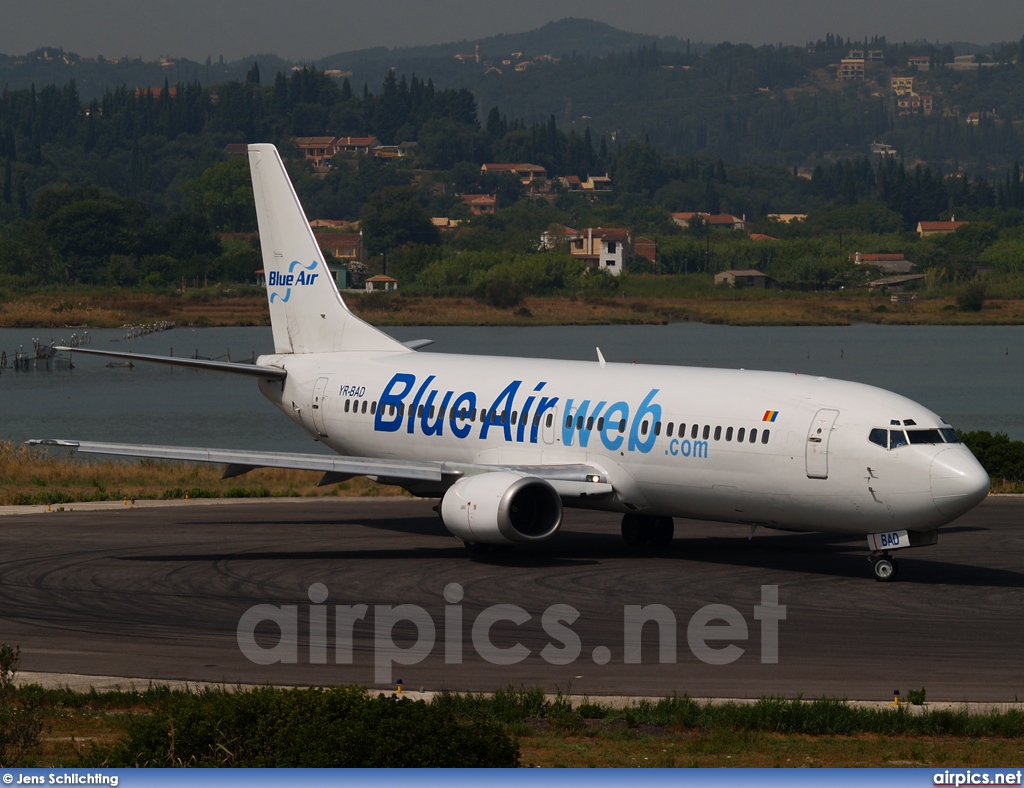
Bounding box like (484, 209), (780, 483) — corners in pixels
(3, 289), (1024, 328)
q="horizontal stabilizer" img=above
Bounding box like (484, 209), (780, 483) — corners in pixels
(54, 347), (287, 379)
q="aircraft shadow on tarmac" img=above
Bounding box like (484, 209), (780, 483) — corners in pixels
(115, 516), (1022, 585)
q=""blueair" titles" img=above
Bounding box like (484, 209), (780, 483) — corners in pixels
(372, 372), (686, 456)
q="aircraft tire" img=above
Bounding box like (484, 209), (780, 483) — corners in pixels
(621, 514), (647, 547)
(649, 516), (675, 547)
(871, 555), (898, 581)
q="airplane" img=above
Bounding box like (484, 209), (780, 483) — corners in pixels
(29, 143), (990, 582)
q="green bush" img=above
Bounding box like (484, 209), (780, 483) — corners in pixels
(475, 276), (525, 309)
(956, 281), (986, 311)
(0, 644), (43, 767)
(97, 687), (519, 767)
(960, 431), (1024, 482)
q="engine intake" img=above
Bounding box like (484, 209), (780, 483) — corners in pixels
(440, 472), (563, 545)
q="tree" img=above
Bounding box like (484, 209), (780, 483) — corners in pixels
(161, 212), (223, 280)
(360, 185), (439, 256)
(41, 189), (155, 282)
(183, 158), (258, 232)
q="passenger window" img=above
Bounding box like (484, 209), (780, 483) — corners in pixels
(361, 401), (367, 414)
(533, 413), (540, 426)
(619, 419), (626, 433)
(566, 415), (573, 429)
(666, 422), (674, 438)
(654, 422), (661, 436)
(598, 417), (605, 431)
(749, 429), (757, 443)
(344, 400), (350, 413)
(869, 428), (888, 448)
(512, 411), (518, 425)
(691, 424), (698, 439)
(371, 401), (377, 415)
(703, 425), (710, 440)
(641, 421), (649, 436)
(726, 427), (733, 441)
(714, 426), (722, 441)
(761, 430), (770, 444)
(577, 416), (584, 430)
(546, 413), (553, 428)
(429, 406), (436, 419)
(737, 427), (745, 442)
(587, 417), (594, 431)
(889, 430), (908, 449)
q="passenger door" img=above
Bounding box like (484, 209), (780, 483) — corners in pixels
(311, 376), (330, 438)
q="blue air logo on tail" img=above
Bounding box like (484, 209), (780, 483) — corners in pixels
(269, 260), (320, 303)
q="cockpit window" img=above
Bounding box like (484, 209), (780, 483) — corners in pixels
(907, 429), (944, 445)
(870, 425), (961, 450)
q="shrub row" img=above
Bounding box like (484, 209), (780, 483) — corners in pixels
(88, 686), (519, 767)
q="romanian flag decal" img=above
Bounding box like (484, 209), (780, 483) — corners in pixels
(763, 410), (779, 422)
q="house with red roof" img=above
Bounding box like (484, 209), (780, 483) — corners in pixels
(570, 227), (633, 277)
(917, 220), (968, 237)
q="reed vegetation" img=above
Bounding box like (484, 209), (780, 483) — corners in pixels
(6, 284), (1024, 329)
(0, 442), (403, 505)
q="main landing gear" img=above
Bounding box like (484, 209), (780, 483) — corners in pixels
(621, 514), (675, 548)
(869, 552), (899, 582)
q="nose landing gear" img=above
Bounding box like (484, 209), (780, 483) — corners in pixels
(869, 552), (899, 581)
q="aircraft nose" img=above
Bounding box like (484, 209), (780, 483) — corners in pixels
(930, 447), (990, 519)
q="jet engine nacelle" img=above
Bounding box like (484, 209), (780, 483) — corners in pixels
(440, 472), (563, 545)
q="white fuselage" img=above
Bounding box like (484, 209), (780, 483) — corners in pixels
(256, 349), (990, 535)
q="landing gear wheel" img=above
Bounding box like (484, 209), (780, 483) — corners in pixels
(621, 514), (646, 547)
(649, 517), (675, 547)
(870, 554), (899, 581)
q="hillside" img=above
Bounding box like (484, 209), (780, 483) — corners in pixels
(2, 20), (1021, 171)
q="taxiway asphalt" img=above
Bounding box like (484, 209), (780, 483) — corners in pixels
(0, 496), (1020, 701)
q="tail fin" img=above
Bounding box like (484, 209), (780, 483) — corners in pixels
(247, 143), (408, 355)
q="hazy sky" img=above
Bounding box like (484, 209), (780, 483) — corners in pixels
(4, 0), (1021, 62)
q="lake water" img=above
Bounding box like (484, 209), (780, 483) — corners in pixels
(2, 323), (1023, 450)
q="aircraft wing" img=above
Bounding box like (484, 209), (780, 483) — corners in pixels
(25, 440), (614, 497)
(27, 439), (444, 482)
